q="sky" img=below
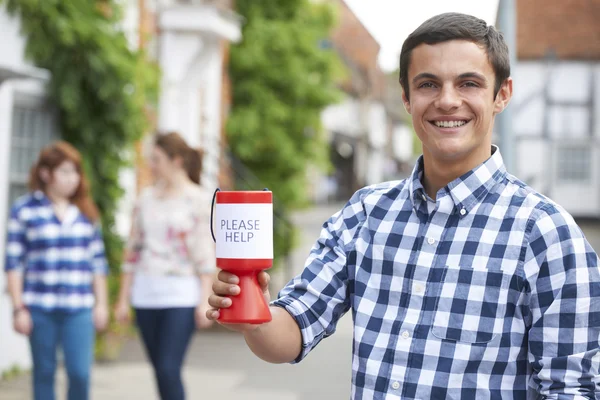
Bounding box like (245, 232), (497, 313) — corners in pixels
(343, 0), (501, 72)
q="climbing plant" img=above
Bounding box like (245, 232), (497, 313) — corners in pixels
(227, 0), (343, 261)
(2, 0), (159, 323)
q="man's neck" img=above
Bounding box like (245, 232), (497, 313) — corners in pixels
(422, 148), (492, 200)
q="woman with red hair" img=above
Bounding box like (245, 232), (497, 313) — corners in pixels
(4, 141), (109, 400)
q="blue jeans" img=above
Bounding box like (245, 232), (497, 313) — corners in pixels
(135, 307), (196, 400)
(29, 309), (95, 400)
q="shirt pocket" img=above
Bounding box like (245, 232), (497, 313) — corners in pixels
(431, 264), (511, 344)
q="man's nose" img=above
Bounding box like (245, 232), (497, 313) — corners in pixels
(434, 85), (461, 111)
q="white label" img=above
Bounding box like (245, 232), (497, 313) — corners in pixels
(215, 203), (273, 259)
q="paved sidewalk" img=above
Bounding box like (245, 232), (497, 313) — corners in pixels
(0, 321), (353, 399)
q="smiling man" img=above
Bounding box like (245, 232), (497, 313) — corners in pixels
(207, 13), (600, 399)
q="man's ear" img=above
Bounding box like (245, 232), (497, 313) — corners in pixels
(402, 88), (411, 115)
(39, 167), (51, 183)
(494, 78), (513, 114)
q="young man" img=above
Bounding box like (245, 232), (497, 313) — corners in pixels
(207, 12), (600, 399)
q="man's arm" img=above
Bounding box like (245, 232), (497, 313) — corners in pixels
(208, 189), (367, 364)
(525, 205), (600, 397)
(244, 306), (302, 363)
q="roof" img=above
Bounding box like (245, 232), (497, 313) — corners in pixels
(0, 65), (49, 82)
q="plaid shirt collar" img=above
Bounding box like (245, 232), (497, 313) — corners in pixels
(407, 144), (507, 215)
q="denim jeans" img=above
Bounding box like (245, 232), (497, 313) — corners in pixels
(135, 307), (196, 400)
(29, 308), (95, 400)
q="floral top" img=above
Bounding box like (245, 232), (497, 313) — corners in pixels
(122, 185), (216, 276)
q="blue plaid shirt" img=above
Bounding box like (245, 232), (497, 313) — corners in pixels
(5, 191), (108, 311)
(273, 146), (600, 399)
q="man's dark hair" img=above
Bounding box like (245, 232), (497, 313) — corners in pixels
(399, 12), (510, 101)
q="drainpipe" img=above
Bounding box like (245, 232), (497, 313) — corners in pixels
(496, 0), (517, 174)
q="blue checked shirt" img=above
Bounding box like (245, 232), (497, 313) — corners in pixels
(5, 191), (108, 311)
(273, 146), (600, 399)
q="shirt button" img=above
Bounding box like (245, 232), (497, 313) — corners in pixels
(401, 330), (410, 339)
(427, 237), (435, 245)
(460, 208), (467, 216)
(391, 381), (400, 390)
(421, 194), (427, 201)
(414, 284), (424, 294)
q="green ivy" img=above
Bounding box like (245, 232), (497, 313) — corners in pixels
(2, 0), (159, 310)
(228, 0), (343, 262)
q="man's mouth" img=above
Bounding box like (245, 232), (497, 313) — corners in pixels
(431, 120), (470, 128)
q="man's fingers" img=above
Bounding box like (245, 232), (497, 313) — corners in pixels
(206, 308), (220, 321)
(218, 270), (239, 284)
(208, 294), (232, 309)
(257, 271), (271, 291)
(212, 280), (240, 296)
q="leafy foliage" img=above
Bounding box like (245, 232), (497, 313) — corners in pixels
(228, 0), (342, 261)
(3, 0), (159, 306)
(228, 0), (341, 207)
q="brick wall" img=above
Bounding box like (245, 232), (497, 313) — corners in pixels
(517, 0), (600, 60)
(330, 0), (386, 99)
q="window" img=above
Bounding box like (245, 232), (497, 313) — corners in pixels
(8, 95), (59, 206)
(556, 145), (592, 183)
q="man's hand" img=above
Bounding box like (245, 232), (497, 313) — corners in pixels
(13, 308), (32, 336)
(206, 270), (271, 333)
(94, 304), (109, 332)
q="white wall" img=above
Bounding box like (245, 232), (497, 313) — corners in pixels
(199, 42), (224, 191)
(322, 98), (397, 186)
(114, 0), (142, 239)
(511, 61), (600, 217)
(0, 6), (44, 376)
(365, 102), (388, 185)
(392, 124), (413, 163)
(321, 98), (364, 138)
(0, 81), (32, 376)
(157, 5), (241, 190)
(0, 6), (30, 70)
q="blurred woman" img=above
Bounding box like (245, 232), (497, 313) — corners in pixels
(5, 141), (109, 400)
(114, 132), (215, 400)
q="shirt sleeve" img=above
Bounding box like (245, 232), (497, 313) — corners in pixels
(121, 200), (144, 273)
(90, 224), (109, 275)
(271, 189), (367, 363)
(185, 191), (216, 275)
(524, 204), (600, 397)
(5, 204), (27, 272)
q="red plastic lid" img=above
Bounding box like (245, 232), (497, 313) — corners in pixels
(216, 190), (272, 204)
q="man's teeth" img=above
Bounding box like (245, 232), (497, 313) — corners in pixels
(434, 120), (467, 128)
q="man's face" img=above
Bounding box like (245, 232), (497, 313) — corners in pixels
(402, 40), (512, 167)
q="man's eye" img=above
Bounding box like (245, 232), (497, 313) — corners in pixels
(462, 81), (479, 88)
(418, 82), (436, 89)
